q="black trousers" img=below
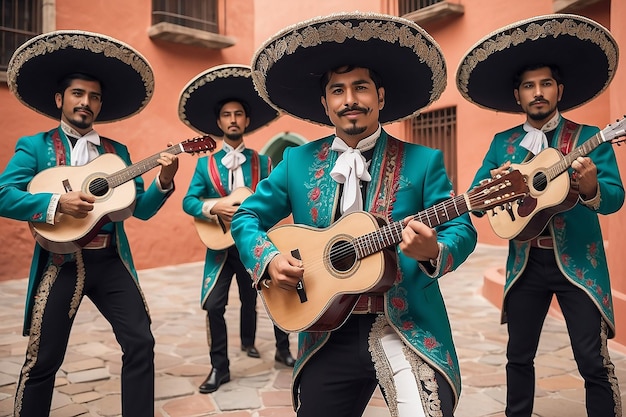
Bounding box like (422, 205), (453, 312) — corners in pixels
(14, 247), (154, 417)
(505, 247), (621, 417)
(296, 314), (454, 417)
(204, 247), (291, 370)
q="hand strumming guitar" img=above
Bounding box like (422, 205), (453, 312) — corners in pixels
(58, 191), (95, 219)
(267, 252), (304, 291)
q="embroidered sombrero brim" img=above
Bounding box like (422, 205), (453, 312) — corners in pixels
(251, 12), (447, 126)
(7, 30), (154, 123)
(456, 14), (619, 113)
(178, 64), (280, 136)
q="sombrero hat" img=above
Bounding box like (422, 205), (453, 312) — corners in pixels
(456, 14), (619, 113)
(251, 11), (447, 126)
(7, 30), (154, 123)
(178, 64), (280, 136)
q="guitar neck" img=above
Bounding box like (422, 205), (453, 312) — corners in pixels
(354, 194), (470, 259)
(546, 132), (605, 181)
(107, 144), (183, 188)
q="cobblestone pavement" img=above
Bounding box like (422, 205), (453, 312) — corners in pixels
(0, 244), (624, 416)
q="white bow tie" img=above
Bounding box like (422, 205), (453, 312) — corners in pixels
(71, 130), (101, 166)
(520, 113), (561, 155)
(221, 145), (247, 190)
(330, 137), (373, 215)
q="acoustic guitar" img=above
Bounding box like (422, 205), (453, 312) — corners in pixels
(194, 187), (253, 250)
(261, 170), (529, 332)
(28, 136), (216, 253)
(487, 116), (626, 241)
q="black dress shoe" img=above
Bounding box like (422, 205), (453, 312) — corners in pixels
(275, 351), (295, 367)
(241, 345), (261, 358)
(198, 368), (230, 394)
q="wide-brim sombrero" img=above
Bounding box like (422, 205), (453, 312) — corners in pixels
(251, 11), (447, 126)
(456, 14), (619, 113)
(178, 64), (280, 136)
(7, 30), (154, 123)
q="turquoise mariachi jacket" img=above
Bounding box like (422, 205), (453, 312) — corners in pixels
(182, 148), (271, 307)
(0, 127), (175, 336)
(470, 117), (624, 337)
(231, 130), (477, 408)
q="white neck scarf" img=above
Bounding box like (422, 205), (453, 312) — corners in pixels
(330, 126), (380, 215)
(62, 122), (101, 166)
(221, 142), (247, 191)
(520, 111), (561, 155)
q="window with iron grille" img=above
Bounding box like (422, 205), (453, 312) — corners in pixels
(406, 106), (458, 191)
(0, 0), (42, 72)
(398, 0), (443, 15)
(152, 0), (218, 33)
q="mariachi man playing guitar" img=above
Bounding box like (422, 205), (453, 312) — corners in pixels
(0, 31), (179, 417)
(460, 15), (624, 417)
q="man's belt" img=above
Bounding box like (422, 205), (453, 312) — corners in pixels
(528, 236), (553, 249)
(352, 294), (385, 314)
(83, 234), (113, 250)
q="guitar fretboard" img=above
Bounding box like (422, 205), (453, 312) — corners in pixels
(353, 194), (470, 259)
(546, 132), (604, 181)
(107, 144), (183, 188)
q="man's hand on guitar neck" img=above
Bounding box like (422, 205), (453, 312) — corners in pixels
(571, 156), (598, 200)
(267, 253), (304, 291)
(157, 146), (179, 189)
(399, 217), (440, 263)
(490, 161), (512, 178)
(57, 191), (95, 219)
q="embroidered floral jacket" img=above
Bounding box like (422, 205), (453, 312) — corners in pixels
(0, 127), (175, 336)
(470, 117), (624, 337)
(182, 148), (271, 307)
(231, 130), (477, 409)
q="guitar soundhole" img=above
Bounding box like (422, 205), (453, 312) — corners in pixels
(532, 171), (548, 192)
(329, 240), (357, 273)
(88, 177), (110, 197)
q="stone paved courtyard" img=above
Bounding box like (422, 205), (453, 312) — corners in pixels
(0, 244), (624, 416)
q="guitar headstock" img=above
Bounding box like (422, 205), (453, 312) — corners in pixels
(182, 135), (217, 154)
(602, 115), (626, 145)
(469, 170), (529, 212)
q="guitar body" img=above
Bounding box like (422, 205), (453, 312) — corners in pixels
(194, 187), (253, 250)
(28, 154), (136, 253)
(261, 211), (397, 332)
(488, 148), (578, 241)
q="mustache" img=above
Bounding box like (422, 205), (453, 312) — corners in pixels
(529, 98), (548, 105)
(337, 105), (370, 117)
(73, 106), (93, 115)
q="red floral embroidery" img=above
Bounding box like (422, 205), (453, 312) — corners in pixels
(596, 285), (603, 296)
(31, 213), (43, 221)
(575, 269), (583, 279)
(314, 168), (324, 179)
(506, 144), (516, 155)
(553, 216), (565, 230)
(52, 254), (64, 265)
(447, 351), (453, 368)
(310, 187), (321, 201)
(254, 245), (264, 258)
(402, 321), (414, 330)
(560, 253), (571, 267)
(311, 207), (318, 223)
(391, 296), (406, 311)
(424, 336), (438, 351)
(317, 144), (330, 161)
(603, 294), (610, 307)
(586, 279), (594, 287)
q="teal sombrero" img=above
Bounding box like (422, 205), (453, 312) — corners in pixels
(178, 64), (280, 136)
(251, 11), (447, 126)
(7, 30), (154, 122)
(456, 14), (619, 113)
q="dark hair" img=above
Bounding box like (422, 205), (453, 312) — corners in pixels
(57, 72), (103, 96)
(513, 63), (562, 89)
(214, 98), (251, 119)
(319, 65), (384, 96)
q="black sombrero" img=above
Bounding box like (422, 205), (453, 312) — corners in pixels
(7, 30), (154, 123)
(456, 14), (619, 113)
(251, 11), (447, 126)
(178, 64), (280, 136)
